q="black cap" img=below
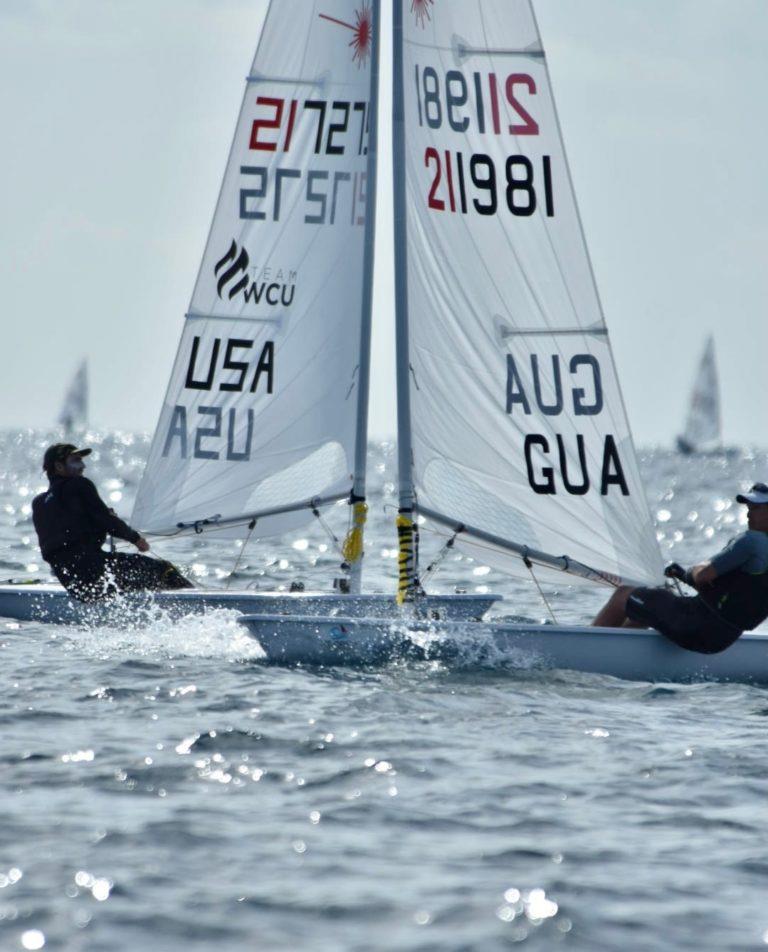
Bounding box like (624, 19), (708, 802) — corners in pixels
(42, 443), (92, 475)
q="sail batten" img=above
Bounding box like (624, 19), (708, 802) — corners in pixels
(246, 75), (327, 87)
(394, 0), (664, 587)
(185, 311), (284, 325)
(499, 328), (608, 338)
(133, 1), (379, 541)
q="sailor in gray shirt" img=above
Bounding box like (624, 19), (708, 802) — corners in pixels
(709, 528), (768, 577)
(593, 482), (768, 653)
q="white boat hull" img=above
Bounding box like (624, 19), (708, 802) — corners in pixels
(238, 614), (768, 685)
(0, 584), (498, 625)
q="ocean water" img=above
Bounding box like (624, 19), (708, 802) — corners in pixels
(1, 430), (767, 951)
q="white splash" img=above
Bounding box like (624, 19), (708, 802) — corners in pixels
(66, 606), (265, 663)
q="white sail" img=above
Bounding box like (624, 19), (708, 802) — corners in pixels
(133, 1), (378, 539)
(394, 0), (663, 586)
(677, 336), (721, 453)
(58, 359), (88, 435)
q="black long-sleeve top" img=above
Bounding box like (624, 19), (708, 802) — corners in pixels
(32, 475), (141, 561)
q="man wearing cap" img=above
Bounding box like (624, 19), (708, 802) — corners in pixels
(32, 443), (192, 602)
(592, 483), (768, 653)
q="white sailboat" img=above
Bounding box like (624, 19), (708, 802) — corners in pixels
(676, 335), (729, 455)
(0, 0), (494, 625)
(240, 0), (768, 684)
(58, 358), (88, 437)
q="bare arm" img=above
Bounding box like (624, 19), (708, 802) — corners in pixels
(690, 562), (717, 589)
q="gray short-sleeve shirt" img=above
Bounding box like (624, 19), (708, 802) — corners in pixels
(710, 530), (768, 576)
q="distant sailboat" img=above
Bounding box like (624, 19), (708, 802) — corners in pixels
(676, 336), (726, 455)
(58, 359), (88, 437)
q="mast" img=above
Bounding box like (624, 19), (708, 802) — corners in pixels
(392, 0), (420, 602)
(346, 0), (381, 595)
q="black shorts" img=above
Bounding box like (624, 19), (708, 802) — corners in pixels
(626, 587), (742, 655)
(49, 548), (192, 603)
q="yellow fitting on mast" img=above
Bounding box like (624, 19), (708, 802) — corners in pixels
(341, 501), (368, 566)
(396, 512), (418, 605)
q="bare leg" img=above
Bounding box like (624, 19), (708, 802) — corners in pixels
(592, 585), (637, 628)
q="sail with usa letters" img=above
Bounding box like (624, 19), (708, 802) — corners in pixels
(392, 0), (664, 591)
(132, 1), (379, 552)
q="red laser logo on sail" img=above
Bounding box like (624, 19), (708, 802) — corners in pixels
(319, 4), (373, 68)
(412, 0), (435, 28)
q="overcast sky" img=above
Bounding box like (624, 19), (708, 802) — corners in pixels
(0, 0), (766, 447)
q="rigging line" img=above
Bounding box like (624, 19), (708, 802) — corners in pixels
(420, 524), (464, 586)
(311, 503), (345, 559)
(523, 551), (558, 624)
(226, 518), (257, 589)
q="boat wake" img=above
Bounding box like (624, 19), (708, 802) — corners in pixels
(68, 603), (266, 663)
(400, 621), (544, 671)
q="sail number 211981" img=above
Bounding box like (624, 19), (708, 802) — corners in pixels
(414, 66), (554, 218)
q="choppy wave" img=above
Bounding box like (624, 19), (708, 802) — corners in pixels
(1, 431), (767, 951)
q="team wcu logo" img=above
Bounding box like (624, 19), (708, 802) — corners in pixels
(214, 240), (297, 307)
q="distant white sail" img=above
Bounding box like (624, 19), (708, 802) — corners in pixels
(58, 359), (88, 435)
(133, 1), (378, 539)
(393, 0), (663, 586)
(677, 336), (721, 454)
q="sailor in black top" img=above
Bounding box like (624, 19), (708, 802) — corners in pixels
(32, 443), (192, 602)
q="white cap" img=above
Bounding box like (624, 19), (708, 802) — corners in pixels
(736, 482), (768, 505)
